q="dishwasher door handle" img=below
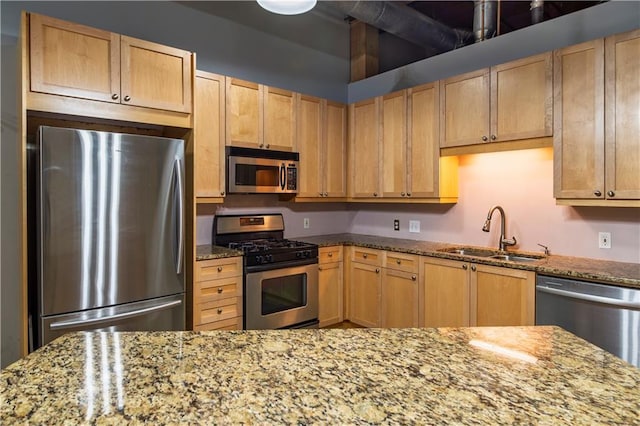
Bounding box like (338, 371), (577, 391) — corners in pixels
(537, 286), (640, 310)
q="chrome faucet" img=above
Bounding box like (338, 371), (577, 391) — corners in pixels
(482, 205), (517, 251)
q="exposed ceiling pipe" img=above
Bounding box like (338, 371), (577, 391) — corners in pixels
(530, 0), (545, 24)
(473, 0), (497, 42)
(328, 1), (473, 56)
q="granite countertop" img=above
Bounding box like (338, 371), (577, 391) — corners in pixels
(196, 244), (243, 261)
(2, 327), (639, 424)
(294, 233), (640, 289)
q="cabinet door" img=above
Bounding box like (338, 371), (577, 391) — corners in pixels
(605, 30), (640, 200)
(297, 95), (323, 197)
(408, 82), (440, 198)
(318, 261), (344, 327)
(349, 98), (380, 198)
(471, 264), (535, 327)
(349, 262), (381, 328)
(195, 71), (225, 198)
(380, 90), (407, 198)
(29, 13), (120, 103)
(421, 257), (470, 327)
(226, 78), (263, 148)
(264, 86), (296, 151)
(121, 36), (192, 113)
(491, 53), (553, 142)
(381, 268), (418, 328)
(324, 101), (348, 198)
(440, 69), (490, 148)
(553, 40), (605, 199)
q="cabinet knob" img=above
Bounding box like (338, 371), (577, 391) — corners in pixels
(401, 192), (405, 196)
(482, 135), (488, 142)
(412, 275), (417, 281)
(319, 192), (323, 196)
(407, 193), (411, 197)
(217, 308), (223, 315)
(324, 192), (328, 196)
(471, 265), (477, 272)
(123, 95), (131, 102)
(217, 287), (223, 294)
(318, 266), (323, 271)
(220, 191), (225, 196)
(594, 190), (602, 197)
(373, 192), (378, 197)
(266, 144), (270, 149)
(607, 190), (615, 197)
(328, 252), (333, 257)
(462, 264), (468, 270)
(111, 94), (119, 100)
(217, 266), (223, 272)
(363, 253), (368, 259)
(259, 144), (264, 148)
(375, 268), (380, 273)
(396, 259), (401, 265)
(491, 134), (497, 141)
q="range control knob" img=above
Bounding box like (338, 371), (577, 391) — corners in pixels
(266, 254), (273, 263)
(296, 252), (302, 258)
(305, 250), (312, 258)
(256, 255), (263, 264)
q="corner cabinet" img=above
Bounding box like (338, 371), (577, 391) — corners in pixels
(420, 257), (535, 327)
(440, 53), (552, 149)
(296, 96), (347, 200)
(554, 29), (640, 207)
(318, 246), (344, 327)
(28, 13), (193, 126)
(194, 71), (226, 200)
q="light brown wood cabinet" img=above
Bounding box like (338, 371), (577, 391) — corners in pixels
(226, 79), (296, 151)
(381, 252), (419, 328)
(193, 257), (243, 330)
(440, 53), (552, 148)
(318, 246), (344, 327)
(348, 247), (383, 327)
(420, 257), (535, 327)
(29, 13), (193, 115)
(195, 71), (226, 200)
(554, 29), (640, 206)
(349, 98), (381, 198)
(296, 96), (347, 199)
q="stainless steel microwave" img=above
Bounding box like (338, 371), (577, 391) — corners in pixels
(226, 147), (299, 194)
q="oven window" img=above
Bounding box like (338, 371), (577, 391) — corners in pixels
(261, 273), (307, 315)
(235, 164), (279, 186)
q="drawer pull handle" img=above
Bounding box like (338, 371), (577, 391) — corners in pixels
(217, 308), (223, 315)
(217, 287), (223, 294)
(217, 266), (223, 272)
(328, 252), (333, 257)
(396, 259), (401, 265)
(363, 253), (368, 259)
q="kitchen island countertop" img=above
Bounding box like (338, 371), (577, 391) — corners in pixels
(1, 327), (639, 424)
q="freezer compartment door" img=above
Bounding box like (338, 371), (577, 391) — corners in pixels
(39, 294), (185, 348)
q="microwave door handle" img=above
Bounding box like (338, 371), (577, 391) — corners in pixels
(280, 163), (286, 190)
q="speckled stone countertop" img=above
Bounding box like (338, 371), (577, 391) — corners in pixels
(294, 233), (640, 289)
(2, 327), (639, 424)
(195, 244), (243, 261)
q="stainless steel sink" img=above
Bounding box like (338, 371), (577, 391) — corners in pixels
(489, 254), (543, 263)
(440, 247), (497, 257)
(439, 247), (545, 263)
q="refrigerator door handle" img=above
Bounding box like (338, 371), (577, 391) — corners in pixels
(174, 158), (185, 275)
(49, 299), (183, 331)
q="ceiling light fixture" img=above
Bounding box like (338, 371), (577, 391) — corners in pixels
(257, 0), (317, 15)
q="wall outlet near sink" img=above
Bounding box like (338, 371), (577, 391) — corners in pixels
(303, 218), (310, 229)
(393, 219), (400, 231)
(409, 220), (420, 233)
(598, 232), (611, 249)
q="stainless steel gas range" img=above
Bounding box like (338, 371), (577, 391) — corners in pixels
(212, 214), (319, 329)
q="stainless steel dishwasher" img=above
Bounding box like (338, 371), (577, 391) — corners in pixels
(536, 275), (640, 368)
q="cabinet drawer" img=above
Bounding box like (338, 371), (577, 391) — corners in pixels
(319, 246), (343, 264)
(196, 257), (242, 281)
(384, 252), (420, 273)
(351, 247), (383, 266)
(194, 297), (241, 326)
(194, 276), (241, 304)
(193, 317), (241, 331)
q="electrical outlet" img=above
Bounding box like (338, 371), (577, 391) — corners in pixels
(598, 232), (611, 249)
(409, 220), (420, 233)
(393, 219), (400, 231)
(303, 218), (310, 229)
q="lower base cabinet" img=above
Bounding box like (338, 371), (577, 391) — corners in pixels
(318, 246), (344, 327)
(420, 257), (535, 327)
(193, 257), (243, 330)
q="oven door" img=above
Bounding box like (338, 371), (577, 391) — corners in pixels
(245, 262), (318, 329)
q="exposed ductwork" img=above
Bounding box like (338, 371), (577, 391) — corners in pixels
(328, 1), (473, 56)
(530, 0), (545, 24)
(473, 0), (497, 42)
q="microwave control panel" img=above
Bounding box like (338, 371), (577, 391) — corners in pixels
(287, 166), (297, 191)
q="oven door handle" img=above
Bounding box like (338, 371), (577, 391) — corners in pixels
(280, 163), (286, 190)
(245, 258), (318, 274)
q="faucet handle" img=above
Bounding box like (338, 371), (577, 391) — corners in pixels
(537, 243), (550, 255)
(501, 236), (517, 247)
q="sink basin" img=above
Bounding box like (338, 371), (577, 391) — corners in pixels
(489, 254), (543, 263)
(439, 247), (545, 263)
(439, 247), (497, 258)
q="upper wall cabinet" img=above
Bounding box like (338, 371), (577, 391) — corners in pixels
(28, 13), (193, 126)
(440, 53), (553, 149)
(225, 78), (296, 151)
(195, 71), (226, 200)
(296, 95), (347, 200)
(554, 29), (639, 206)
(349, 98), (380, 198)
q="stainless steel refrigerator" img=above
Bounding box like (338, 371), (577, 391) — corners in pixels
(35, 126), (185, 348)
